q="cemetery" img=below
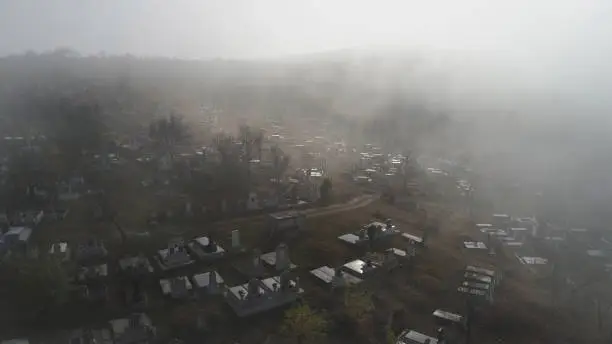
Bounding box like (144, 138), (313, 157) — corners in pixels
(0, 121), (595, 344)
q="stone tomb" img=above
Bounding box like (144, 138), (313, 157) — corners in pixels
(260, 243), (297, 271)
(433, 309), (465, 328)
(77, 263), (108, 282)
(233, 249), (266, 278)
(464, 272), (493, 286)
(159, 276), (193, 299)
(402, 232), (425, 246)
(155, 239), (194, 271)
(457, 285), (490, 301)
(225, 272), (303, 317)
(365, 248), (409, 270)
(503, 241), (524, 248)
(188, 236), (226, 260)
(192, 271), (225, 295)
(230, 229), (245, 252)
(77, 284), (109, 303)
(119, 255), (154, 275)
(310, 266), (362, 288)
(338, 220), (400, 246)
(338, 233), (361, 245)
(75, 239), (108, 261)
(465, 265), (500, 286)
(341, 259), (382, 279)
(396, 330), (439, 344)
(109, 313), (156, 344)
(509, 227), (530, 241)
(49, 242), (71, 262)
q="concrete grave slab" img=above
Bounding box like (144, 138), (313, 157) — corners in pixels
(338, 233), (360, 245)
(341, 259), (381, 279)
(188, 236), (225, 260)
(463, 241), (487, 249)
(518, 256), (548, 265)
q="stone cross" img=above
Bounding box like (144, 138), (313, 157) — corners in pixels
(275, 243), (290, 271)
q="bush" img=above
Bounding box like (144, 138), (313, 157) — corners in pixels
(281, 303), (328, 344)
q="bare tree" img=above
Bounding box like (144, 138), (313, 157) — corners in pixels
(149, 113), (189, 160)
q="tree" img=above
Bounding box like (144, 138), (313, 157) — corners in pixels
(343, 288), (374, 322)
(0, 255), (71, 319)
(320, 178), (332, 204)
(271, 144), (290, 200)
(149, 113), (189, 160)
(281, 304), (328, 344)
(36, 96), (108, 177)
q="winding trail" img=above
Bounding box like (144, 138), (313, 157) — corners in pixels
(129, 194), (379, 237)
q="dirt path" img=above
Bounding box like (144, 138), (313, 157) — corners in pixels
(134, 194), (379, 237)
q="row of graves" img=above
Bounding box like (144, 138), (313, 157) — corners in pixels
(473, 214), (550, 270)
(310, 219), (420, 289)
(150, 226), (305, 318)
(397, 264), (502, 344)
(330, 217), (506, 343)
(3, 313), (157, 344)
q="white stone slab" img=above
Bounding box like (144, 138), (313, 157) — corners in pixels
(310, 266), (334, 284)
(402, 233), (424, 244)
(463, 241), (487, 249)
(338, 233), (360, 244)
(159, 276), (193, 295)
(518, 256), (548, 265)
(192, 272), (224, 288)
(342, 259), (380, 278)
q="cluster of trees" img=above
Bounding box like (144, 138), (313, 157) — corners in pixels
(279, 288), (380, 344)
(0, 255), (71, 321)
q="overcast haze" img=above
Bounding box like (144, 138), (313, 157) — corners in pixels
(1, 0), (611, 108)
(2, 0), (612, 101)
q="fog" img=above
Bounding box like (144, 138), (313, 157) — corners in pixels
(2, 0), (612, 226)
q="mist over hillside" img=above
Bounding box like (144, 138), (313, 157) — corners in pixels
(1, 48), (610, 226)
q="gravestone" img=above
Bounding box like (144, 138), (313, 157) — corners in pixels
(232, 230), (241, 250)
(331, 268), (347, 289)
(275, 243), (290, 271)
(204, 235), (218, 254)
(252, 249), (262, 270)
(170, 277), (189, 299)
(384, 249), (398, 270)
(247, 278), (262, 300)
(233, 248), (265, 277)
(209, 271), (220, 295)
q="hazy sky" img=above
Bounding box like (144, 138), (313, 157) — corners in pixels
(1, 0), (611, 107)
(0, 0), (609, 59)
